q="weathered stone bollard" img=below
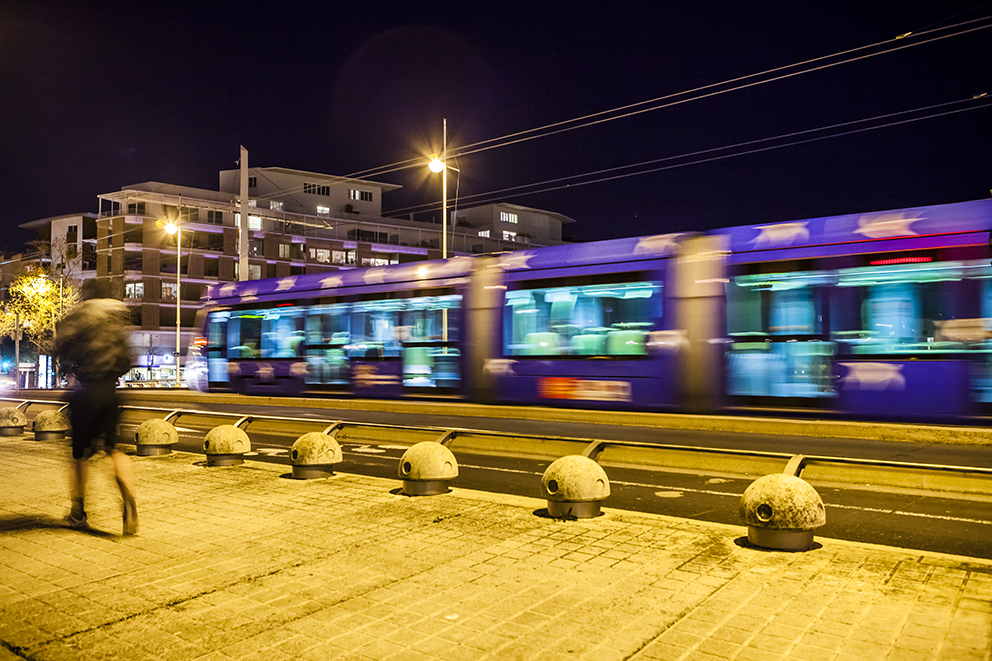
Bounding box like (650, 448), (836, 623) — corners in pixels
(398, 441), (458, 495)
(541, 455), (610, 518)
(203, 425), (251, 466)
(32, 409), (71, 440)
(0, 408), (27, 436)
(291, 431), (343, 479)
(739, 473), (825, 551)
(135, 418), (179, 456)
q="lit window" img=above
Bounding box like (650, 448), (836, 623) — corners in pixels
(125, 282), (144, 299)
(478, 230), (490, 238)
(249, 215), (262, 230)
(249, 264), (262, 280)
(161, 282), (177, 301)
(503, 230), (517, 241)
(311, 248), (331, 263)
(316, 205), (330, 217)
(349, 189), (373, 202)
(279, 243), (290, 259)
(500, 211), (518, 224)
(248, 199), (257, 208)
(270, 201), (284, 212)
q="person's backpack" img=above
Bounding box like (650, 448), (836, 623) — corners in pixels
(56, 299), (133, 382)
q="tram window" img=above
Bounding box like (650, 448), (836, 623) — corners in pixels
(260, 308), (306, 358)
(400, 294), (461, 343)
(727, 270), (831, 338)
(206, 313), (228, 350)
(305, 304), (351, 348)
(503, 281), (659, 357)
(228, 311), (262, 358)
(349, 299), (404, 358)
(832, 260), (989, 354)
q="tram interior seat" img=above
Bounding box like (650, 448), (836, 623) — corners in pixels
(606, 330), (646, 355)
(404, 347), (432, 375)
(231, 342), (258, 358)
(571, 334), (605, 355)
(287, 331), (305, 356)
(523, 332), (560, 355)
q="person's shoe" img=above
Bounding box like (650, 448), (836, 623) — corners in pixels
(122, 496), (138, 536)
(64, 512), (88, 529)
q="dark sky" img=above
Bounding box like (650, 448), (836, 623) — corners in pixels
(1, 1), (989, 250)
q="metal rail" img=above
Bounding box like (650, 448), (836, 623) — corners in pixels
(6, 398), (992, 496)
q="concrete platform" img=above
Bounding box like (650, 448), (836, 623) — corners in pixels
(0, 435), (990, 661)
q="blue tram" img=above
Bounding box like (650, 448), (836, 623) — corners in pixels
(188, 198), (992, 420)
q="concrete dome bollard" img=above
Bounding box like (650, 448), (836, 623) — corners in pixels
(0, 408), (27, 436)
(541, 455), (610, 519)
(398, 441), (458, 495)
(203, 425), (251, 466)
(135, 418), (179, 456)
(32, 409), (71, 440)
(291, 432), (343, 479)
(739, 473), (826, 551)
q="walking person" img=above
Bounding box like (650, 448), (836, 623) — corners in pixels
(55, 279), (137, 535)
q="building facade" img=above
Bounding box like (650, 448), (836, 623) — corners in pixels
(18, 166), (574, 383)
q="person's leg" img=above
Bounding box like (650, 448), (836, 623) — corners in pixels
(66, 457), (88, 526)
(67, 388), (96, 527)
(98, 383), (137, 535)
(109, 449), (137, 535)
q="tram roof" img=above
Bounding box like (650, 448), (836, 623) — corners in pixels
(712, 198), (992, 264)
(203, 198), (992, 306)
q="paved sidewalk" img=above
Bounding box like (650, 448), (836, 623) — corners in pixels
(0, 436), (990, 661)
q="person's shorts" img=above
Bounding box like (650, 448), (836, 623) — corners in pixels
(67, 381), (121, 460)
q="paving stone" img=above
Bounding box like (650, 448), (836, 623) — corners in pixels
(0, 439), (990, 661)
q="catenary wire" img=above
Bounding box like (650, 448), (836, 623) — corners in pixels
(248, 17), (990, 203)
(386, 96), (992, 216)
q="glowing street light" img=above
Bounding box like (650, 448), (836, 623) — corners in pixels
(427, 119), (460, 261)
(427, 120), (461, 345)
(163, 220), (182, 378)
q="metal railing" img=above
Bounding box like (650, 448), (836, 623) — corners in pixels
(5, 397), (992, 496)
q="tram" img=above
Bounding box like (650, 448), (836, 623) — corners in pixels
(188, 198), (992, 421)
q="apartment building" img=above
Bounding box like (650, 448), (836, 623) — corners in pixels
(18, 166), (574, 382)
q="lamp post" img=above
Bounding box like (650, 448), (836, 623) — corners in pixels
(428, 119), (460, 345)
(427, 119), (461, 260)
(163, 221), (182, 381)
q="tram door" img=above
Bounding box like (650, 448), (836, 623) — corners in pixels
(206, 312), (229, 385)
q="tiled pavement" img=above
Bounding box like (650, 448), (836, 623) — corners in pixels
(0, 436), (990, 661)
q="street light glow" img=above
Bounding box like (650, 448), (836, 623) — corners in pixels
(428, 153), (445, 173)
(164, 221), (179, 235)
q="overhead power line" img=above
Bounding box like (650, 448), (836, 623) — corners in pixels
(246, 16), (991, 209)
(386, 95), (992, 217)
(351, 16), (991, 178)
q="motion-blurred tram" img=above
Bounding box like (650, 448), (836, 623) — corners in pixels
(187, 198), (992, 421)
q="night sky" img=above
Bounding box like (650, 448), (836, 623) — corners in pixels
(1, 1), (989, 251)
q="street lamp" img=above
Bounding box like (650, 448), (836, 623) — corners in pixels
(163, 220), (182, 380)
(427, 118), (460, 261)
(427, 119), (461, 345)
